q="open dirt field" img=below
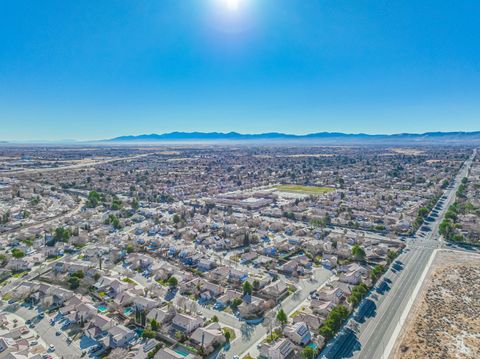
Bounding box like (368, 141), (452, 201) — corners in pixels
(392, 250), (480, 359)
(390, 148), (425, 156)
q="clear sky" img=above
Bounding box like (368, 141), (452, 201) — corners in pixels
(1, 0), (480, 141)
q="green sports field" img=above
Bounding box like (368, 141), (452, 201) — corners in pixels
(275, 184), (335, 195)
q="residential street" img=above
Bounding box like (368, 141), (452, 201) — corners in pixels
(227, 267), (333, 359)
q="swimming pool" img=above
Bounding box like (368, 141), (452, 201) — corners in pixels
(172, 344), (194, 357)
(97, 304), (108, 312)
(123, 307), (133, 316)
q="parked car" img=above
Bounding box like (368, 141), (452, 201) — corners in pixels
(89, 344), (102, 353)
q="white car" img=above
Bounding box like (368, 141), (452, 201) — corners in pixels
(48, 344), (55, 352)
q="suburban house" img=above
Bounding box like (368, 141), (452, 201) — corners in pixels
(215, 290), (243, 309)
(237, 294), (266, 319)
(105, 325), (135, 348)
(85, 314), (116, 339)
(133, 296), (157, 312)
(310, 299), (336, 316)
(293, 313), (323, 331)
(283, 322), (312, 346)
(259, 338), (294, 359)
(260, 281), (288, 300)
(190, 322), (226, 353)
(316, 287), (344, 304)
(146, 306), (176, 325)
(172, 313), (204, 334)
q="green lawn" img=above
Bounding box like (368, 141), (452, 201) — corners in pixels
(122, 277), (138, 285)
(223, 327), (236, 341)
(12, 271), (29, 278)
(265, 329), (283, 343)
(275, 185), (335, 195)
(290, 307), (305, 318)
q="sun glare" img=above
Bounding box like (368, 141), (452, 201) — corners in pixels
(224, 0), (241, 11)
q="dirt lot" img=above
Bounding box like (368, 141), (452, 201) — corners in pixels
(390, 148), (425, 156)
(392, 250), (480, 359)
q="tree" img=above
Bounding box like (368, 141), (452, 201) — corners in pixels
(0, 254), (7, 267)
(131, 198), (139, 210)
(151, 319), (159, 331)
(168, 276), (178, 288)
(276, 308), (288, 326)
(242, 281), (253, 296)
(348, 283), (369, 307)
(445, 209), (458, 222)
(175, 331), (184, 341)
(172, 214), (181, 224)
(351, 245), (365, 261)
(54, 227), (71, 242)
(86, 191), (101, 208)
(301, 346), (315, 359)
(211, 315), (219, 323)
(319, 324), (335, 340)
(106, 214), (121, 229)
(261, 311), (275, 341)
(68, 276), (80, 289)
(111, 196), (123, 210)
(309, 218), (324, 228)
(11, 248), (25, 258)
(319, 305), (350, 340)
(71, 270), (85, 279)
(418, 207), (429, 218)
(223, 329), (231, 342)
(1, 211), (10, 224)
(142, 329), (156, 339)
(323, 213), (331, 226)
(371, 265), (384, 281)
(439, 219), (454, 240)
(231, 298), (242, 309)
(126, 244), (134, 253)
(387, 249), (397, 262)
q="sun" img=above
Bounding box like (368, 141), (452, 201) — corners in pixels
(224, 0), (241, 11)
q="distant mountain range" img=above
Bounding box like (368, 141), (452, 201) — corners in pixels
(105, 131), (480, 144)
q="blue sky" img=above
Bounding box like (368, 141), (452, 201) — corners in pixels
(1, 0), (480, 141)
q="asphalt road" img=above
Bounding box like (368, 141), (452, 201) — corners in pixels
(352, 247), (433, 359)
(0, 196), (86, 237)
(1, 152), (155, 176)
(321, 149), (477, 359)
